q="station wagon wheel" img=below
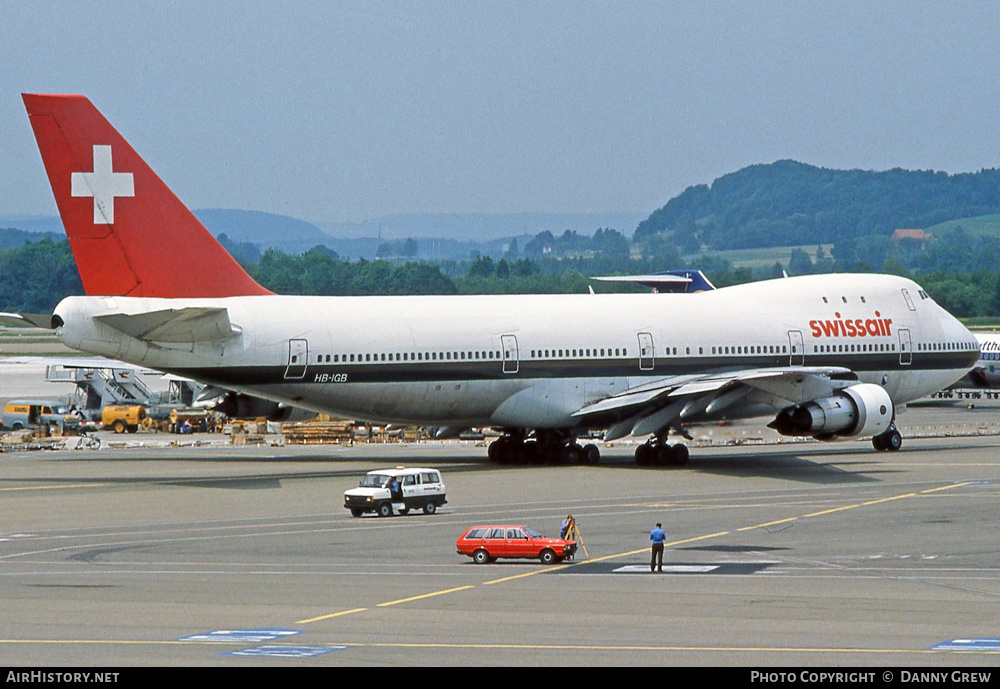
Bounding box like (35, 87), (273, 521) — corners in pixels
(473, 549), (491, 565)
(376, 502), (393, 518)
(539, 549), (557, 565)
(423, 502), (437, 515)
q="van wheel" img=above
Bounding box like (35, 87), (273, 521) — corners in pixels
(473, 549), (491, 564)
(112, 420), (126, 434)
(349, 508), (363, 517)
(398, 507), (409, 515)
(423, 502), (437, 515)
(376, 502), (393, 518)
(11, 422), (23, 431)
(540, 549), (557, 565)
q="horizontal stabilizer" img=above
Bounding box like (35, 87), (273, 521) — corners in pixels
(95, 306), (240, 343)
(592, 270), (716, 293)
(0, 312), (53, 329)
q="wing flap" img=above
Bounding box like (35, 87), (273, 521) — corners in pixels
(573, 366), (858, 429)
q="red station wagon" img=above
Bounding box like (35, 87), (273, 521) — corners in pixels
(456, 525), (577, 565)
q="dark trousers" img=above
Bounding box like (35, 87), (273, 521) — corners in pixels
(650, 543), (664, 571)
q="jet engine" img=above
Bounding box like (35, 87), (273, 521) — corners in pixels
(768, 383), (893, 439)
(210, 392), (316, 422)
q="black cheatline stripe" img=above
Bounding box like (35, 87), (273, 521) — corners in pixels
(167, 351), (977, 387)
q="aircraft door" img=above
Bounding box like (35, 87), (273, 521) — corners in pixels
(637, 332), (654, 371)
(898, 328), (912, 365)
(501, 334), (519, 374)
(787, 330), (804, 366)
(284, 338), (309, 379)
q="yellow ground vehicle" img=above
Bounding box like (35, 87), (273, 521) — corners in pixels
(101, 405), (148, 433)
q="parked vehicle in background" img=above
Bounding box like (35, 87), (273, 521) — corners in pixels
(1, 399), (80, 432)
(456, 525), (577, 564)
(344, 467), (446, 517)
(101, 405), (148, 433)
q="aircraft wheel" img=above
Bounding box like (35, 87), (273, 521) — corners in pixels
(884, 429), (902, 451)
(873, 428), (902, 452)
(670, 444), (690, 466)
(491, 439), (512, 464)
(635, 443), (653, 466)
(583, 443), (600, 464)
(562, 444), (582, 465)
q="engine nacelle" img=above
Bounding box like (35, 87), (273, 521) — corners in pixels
(768, 383), (893, 439)
(211, 392), (316, 422)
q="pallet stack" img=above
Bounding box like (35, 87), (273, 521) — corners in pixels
(281, 419), (355, 445)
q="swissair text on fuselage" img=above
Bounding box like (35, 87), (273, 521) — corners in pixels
(809, 312), (892, 338)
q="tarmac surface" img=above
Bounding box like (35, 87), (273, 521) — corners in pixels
(2, 417), (1000, 667)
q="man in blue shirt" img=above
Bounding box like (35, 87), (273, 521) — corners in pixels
(650, 522), (666, 572)
(560, 515), (574, 539)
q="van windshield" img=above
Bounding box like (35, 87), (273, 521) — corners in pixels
(360, 474), (391, 488)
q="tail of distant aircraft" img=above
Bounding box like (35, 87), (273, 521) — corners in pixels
(22, 94), (271, 298)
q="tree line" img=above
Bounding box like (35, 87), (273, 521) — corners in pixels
(4, 232), (1000, 319)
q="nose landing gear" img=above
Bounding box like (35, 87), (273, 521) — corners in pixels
(872, 426), (902, 452)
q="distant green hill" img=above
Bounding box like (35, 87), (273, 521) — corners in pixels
(193, 209), (331, 253)
(925, 214), (1000, 237)
(0, 227), (62, 250)
(636, 160), (1000, 250)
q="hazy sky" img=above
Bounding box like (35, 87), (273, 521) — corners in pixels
(3, 1), (1000, 226)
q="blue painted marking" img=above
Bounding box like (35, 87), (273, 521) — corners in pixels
(930, 638), (1000, 652)
(225, 645), (347, 658)
(178, 628), (301, 643)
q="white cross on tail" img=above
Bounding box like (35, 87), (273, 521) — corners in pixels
(71, 145), (134, 224)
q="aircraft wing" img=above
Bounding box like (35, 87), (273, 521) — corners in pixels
(573, 366), (859, 440)
(95, 307), (240, 343)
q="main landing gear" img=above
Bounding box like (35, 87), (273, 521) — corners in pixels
(871, 425), (902, 452)
(635, 437), (689, 467)
(488, 431), (600, 465)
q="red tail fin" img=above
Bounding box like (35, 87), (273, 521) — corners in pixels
(22, 94), (272, 298)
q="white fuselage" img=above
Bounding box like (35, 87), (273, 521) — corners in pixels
(53, 274), (978, 430)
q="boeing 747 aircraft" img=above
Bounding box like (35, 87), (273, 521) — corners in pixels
(19, 94), (980, 464)
(951, 333), (1000, 389)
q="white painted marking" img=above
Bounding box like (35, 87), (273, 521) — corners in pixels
(614, 564), (720, 574)
(71, 145), (134, 224)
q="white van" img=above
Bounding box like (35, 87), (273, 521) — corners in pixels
(344, 467), (447, 517)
